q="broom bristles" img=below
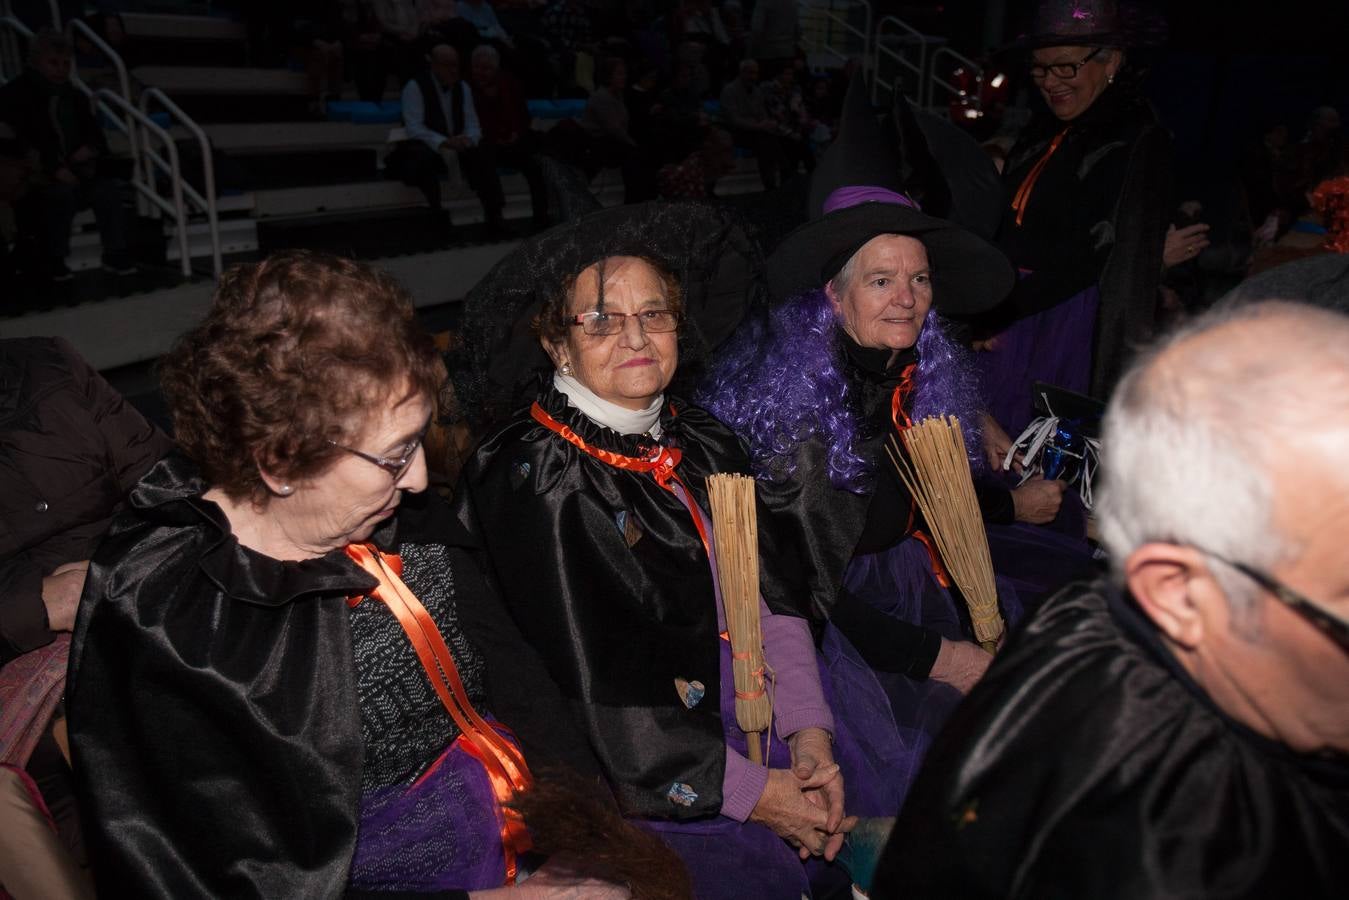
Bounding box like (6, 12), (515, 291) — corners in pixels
(887, 416), (1003, 646)
(706, 474), (771, 739)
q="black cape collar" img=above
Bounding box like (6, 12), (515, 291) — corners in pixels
(839, 332), (919, 389)
(130, 453), (379, 608)
(1107, 582), (1349, 780)
(535, 377), (678, 457)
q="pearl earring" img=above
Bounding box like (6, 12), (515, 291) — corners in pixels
(279, 485), (293, 495)
(560, 362), (573, 376)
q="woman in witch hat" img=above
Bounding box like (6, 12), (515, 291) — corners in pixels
(449, 201), (889, 899)
(974, 0), (1172, 433)
(700, 73), (1099, 808)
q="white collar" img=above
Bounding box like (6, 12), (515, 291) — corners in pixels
(553, 372), (664, 440)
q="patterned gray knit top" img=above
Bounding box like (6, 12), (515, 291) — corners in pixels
(347, 541), (489, 792)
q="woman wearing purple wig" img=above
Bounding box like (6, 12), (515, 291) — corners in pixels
(700, 78), (1098, 810)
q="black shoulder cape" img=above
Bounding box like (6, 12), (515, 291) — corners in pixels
(451, 382), (807, 819)
(871, 579), (1349, 899)
(66, 454), (482, 898)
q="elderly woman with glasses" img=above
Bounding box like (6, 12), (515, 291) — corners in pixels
(973, 0), (1172, 441)
(66, 252), (632, 899)
(451, 203), (879, 900)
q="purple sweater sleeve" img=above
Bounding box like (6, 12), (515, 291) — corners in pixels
(719, 598), (834, 822)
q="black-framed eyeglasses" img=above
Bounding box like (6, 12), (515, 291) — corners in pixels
(1028, 47), (1104, 81)
(1198, 548), (1349, 654)
(569, 309), (682, 336)
(328, 425), (429, 480)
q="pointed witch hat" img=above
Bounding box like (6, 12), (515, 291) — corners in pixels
(770, 71), (1013, 312)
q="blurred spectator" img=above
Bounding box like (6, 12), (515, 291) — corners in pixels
(418, 0), (482, 61)
(0, 124), (29, 298)
(387, 44), (506, 231)
(1240, 122), (1290, 241)
(580, 56), (653, 200)
(763, 64), (815, 174)
(349, 0), (422, 101)
(748, 0), (798, 75)
(657, 126), (736, 199)
(0, 30), (135, 282)
(291, 1), (349, 114)
(719, 58), (791, 189)
(470, 44), (548, 224)
(457, 0), (513, 47)
(541, 0), (595, 51)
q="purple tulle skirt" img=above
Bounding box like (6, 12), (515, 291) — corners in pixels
(349, 727), (514, 893)
(643, 608), (906, 899)
(841, 538), (1024, 810)
(978, 284), (1100, 435)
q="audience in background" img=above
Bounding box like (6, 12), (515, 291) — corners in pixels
(470, 43), (548, 224)
(388, 44), (506, 232)
(0, 30), (136, 283)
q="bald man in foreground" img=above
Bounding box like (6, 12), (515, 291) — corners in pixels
(871, 300), (1349, 898)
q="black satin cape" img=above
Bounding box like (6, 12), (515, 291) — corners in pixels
(451, 382), (808, 819)
(871, 579), (1349, 899)
(65, 454), (478, 898)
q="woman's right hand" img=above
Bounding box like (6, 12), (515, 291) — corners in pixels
(750, 767), (847, 859)
(928, 638), (992, 695)
(1011, 476), (1066, 524)
(1163, 222), (1211, 268)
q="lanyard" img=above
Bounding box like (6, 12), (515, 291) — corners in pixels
(1011, 128), (1068, 227)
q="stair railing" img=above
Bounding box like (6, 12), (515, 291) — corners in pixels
(141, 87), (221, 277)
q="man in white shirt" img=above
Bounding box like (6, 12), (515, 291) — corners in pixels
(391, 44), (505, 230)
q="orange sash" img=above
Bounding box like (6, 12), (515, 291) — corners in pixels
(345, 544), (533, 883)
(889, 365), (952, 588)
(1011, 128), (1068, 226)
(530, 401), (711, 556)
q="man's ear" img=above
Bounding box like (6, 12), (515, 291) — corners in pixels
(1124, 542), (1211, 649)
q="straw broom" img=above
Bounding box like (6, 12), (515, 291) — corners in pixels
(885, 416), (1003, 652)
(706, 473), (771, 765)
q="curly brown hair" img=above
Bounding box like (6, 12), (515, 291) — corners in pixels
(532, 254), (684, 345)
(160, 251), (444, 501)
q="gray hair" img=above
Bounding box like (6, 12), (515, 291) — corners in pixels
(1097, 300), (1349, 623)
(471, 44), (500, 67)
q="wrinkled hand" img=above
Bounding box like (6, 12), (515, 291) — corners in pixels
(788, 728), (855, 860)
(928, 638), (992, 694)
(1163, 222), (1211, 268)
(41, 561), (89, 632)
(1012, 476), (1066, 525)
(750, 767), (854, 860)
(980, 413), (1022, 473)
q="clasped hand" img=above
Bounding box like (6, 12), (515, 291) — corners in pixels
(749, 727), (857, 861)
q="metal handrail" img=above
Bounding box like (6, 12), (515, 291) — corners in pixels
(68, 18), (142, 208)
(141, 86), (221, 277)
(799, 0), (871, 69)
(925, 45), (983, 113)
(95, 88), (192, 277)
(0, 11), (32, 83)
(46, 0), (57, 28)
(872, 15), (928, 104)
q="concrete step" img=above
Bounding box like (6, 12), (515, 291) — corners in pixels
(66, 218), (258, 270)
(132, 66), (310, 96)
(121, 13), (247, 43)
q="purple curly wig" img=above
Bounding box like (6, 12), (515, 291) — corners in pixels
(698, 290), (986, 493)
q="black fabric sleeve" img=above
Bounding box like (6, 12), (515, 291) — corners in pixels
(56, 337), (175, 492)
(977, 480), (1015, 526)
(829, 589), (943, 679)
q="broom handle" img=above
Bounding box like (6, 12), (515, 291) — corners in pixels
(746, 732), (763, 765)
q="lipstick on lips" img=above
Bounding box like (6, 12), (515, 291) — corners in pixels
(618, 357), (656, 368)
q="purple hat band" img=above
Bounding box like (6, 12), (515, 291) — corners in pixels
(823, 185), (921, 214)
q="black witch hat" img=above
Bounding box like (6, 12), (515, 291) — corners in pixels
(1005, 0), (1167, 51)
(770, 72), (1013, 313)
(448, 201), (768, 426)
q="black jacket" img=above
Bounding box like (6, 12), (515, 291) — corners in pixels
(0, 337), (172, 667)
(873, 579), (1349, 898)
